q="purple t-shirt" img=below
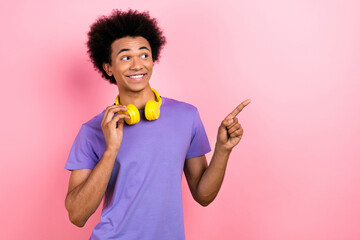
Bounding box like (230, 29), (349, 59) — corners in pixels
(65, 97), (211, 240)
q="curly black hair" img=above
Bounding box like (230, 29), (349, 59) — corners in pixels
(87, 9), (167, 84)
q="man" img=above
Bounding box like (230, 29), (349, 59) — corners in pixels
(65, 9), (250, 240)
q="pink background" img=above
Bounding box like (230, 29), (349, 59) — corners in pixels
(1, 0), (359, 239)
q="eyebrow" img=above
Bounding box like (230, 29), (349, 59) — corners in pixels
(117, 46), (150, 55)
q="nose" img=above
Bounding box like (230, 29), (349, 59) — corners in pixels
(130, 57), (143, 71)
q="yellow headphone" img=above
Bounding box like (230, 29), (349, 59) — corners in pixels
(115, 88), (162, 125)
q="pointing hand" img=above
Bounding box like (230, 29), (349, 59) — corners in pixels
(216, 99), (251, 152)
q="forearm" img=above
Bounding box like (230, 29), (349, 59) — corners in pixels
(65, 149), (118, 227)
(196, 143), (231, 205)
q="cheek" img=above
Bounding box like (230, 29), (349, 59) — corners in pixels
(146, 61), (154, 71)
(116, 63), (129, 74)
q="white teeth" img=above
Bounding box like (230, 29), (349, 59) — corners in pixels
(129, 74), (144, 79)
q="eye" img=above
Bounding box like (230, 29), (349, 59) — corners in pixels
(140, 54), (148, 59)
(121, 56), (130, 61)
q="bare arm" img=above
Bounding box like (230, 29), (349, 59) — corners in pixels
(184, 99), (251, 206)
(65, 105), (130, 227)
(184, 144), (231, 206)
(65, 150), (118, 227)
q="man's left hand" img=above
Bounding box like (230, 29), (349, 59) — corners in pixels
(216, 99), (251, 152)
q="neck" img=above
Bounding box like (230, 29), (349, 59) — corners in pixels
(117, 86), (155, 110)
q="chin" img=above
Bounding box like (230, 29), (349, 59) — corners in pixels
(128, 83), (150, 93)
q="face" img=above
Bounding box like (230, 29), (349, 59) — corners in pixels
(103, 36), (153, 93)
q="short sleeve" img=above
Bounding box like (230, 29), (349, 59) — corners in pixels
(185, 108), (211, 159)
(65, 124), (99, 171)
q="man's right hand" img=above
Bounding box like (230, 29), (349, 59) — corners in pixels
(101, 105), (130, 152)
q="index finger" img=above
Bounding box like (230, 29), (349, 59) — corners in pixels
(102, 105), (128, 125)
(227, 99), (251, 118)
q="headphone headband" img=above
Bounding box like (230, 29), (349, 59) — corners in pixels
(151, 88), (162, 106)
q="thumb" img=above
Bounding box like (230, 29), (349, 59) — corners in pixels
(116, 119), (125, 129)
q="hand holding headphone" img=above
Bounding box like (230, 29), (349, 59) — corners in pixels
(115, 88), (162, 125)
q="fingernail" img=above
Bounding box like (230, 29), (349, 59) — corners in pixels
(228, 119), (233, 123)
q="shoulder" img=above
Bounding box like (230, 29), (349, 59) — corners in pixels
(80, 109), (105, 134)
(161, 96), (198, 114)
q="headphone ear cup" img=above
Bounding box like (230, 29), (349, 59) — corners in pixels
(124, 104), (140, 125)
(145, 100), (160, 120)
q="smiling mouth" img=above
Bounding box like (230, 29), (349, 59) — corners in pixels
(127, 73), (147, 79)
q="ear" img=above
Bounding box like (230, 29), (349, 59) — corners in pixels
(102, 63), (113, 76)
